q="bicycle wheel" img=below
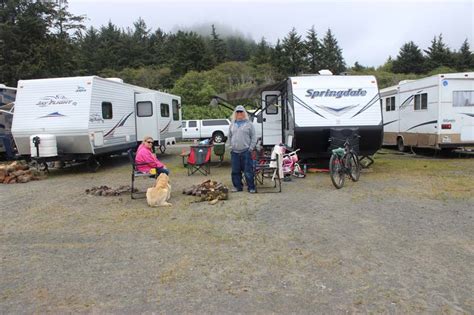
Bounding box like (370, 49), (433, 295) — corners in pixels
(347, 152), (360, 182)
(293, 163), (306, 178)
(329, 154), (345, 189)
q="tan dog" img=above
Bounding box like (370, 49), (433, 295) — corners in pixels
(146, 173), (172, 207)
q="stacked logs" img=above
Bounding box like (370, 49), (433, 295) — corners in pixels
(85, 185), (137, 197)
(183, 179), (229, 204)
(0, 161), (46, 184)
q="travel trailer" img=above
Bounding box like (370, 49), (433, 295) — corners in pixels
(380, 72), (474, 151)
(213, 72), (382, 158)
(12, 76), (182, 166)
(0, 85), (17, 159)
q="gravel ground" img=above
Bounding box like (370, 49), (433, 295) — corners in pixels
(1, 146), (473, 314)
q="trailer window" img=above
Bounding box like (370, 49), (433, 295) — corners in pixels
(160, 103), (170, 117)
(102, 102), (113, 119)
(188, 121), (197, 127)
(414, 93), (428, 110)
(265, 95), (279, 115)
(136, 101), (153, 117)
(172, 99), (180, 120)
(453, 91), (474, 107)
(385, 97), (396, 111)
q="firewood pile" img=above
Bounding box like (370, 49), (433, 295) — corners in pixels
(85, 185), (137, 197)
(183, 179), (229, 204)
(0, 161), (47, 184)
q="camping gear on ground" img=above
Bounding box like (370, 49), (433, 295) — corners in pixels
(127, 149), (158, 199)
(182, 179), (229, 204)
(187, 145), (212, 176)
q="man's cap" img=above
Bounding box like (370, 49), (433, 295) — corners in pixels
(235, 105), (246, 112)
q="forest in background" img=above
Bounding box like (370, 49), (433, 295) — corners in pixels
(1, 0), (473, 118)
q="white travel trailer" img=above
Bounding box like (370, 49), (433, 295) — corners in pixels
(380, 72), (474, 151)
(12, 76), (182, 165)
(213, 73), (382, 158)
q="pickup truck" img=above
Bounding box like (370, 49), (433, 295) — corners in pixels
(182, 119), (231, 143)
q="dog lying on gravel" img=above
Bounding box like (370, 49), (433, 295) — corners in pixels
(146, 173), (172, 207)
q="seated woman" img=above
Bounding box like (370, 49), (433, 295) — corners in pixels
(135, 136), (170, 175)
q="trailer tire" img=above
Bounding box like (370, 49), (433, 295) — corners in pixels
(397, 137), (407, 152)
(212, 131), (225, 143)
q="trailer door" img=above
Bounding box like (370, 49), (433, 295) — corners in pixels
(135, 93), (157, 142)
(261, 91), (282, 145)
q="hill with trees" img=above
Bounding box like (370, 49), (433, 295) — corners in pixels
(1, 0), (472, 118)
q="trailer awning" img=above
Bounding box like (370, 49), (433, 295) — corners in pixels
(215, 80), (286, 102)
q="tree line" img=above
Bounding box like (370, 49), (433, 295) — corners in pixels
(1, 0), (473, 118)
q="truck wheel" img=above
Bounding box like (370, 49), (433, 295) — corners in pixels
(212, 131), (225, 143)
(397, 137), (407, 152)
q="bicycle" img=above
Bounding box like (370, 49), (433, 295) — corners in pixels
(282, 148), (306, 179)
(328, 136), (361, 189)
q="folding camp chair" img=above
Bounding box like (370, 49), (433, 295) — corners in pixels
(187, 145), (212, 176)
(213, 143), (225, 166)
(253, 149), (282, 193)
(127, 149), (157, 199)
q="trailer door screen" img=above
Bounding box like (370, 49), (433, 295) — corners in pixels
(453, 91), (474, 107)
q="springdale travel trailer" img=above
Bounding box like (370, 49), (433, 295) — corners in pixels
(380, 72), (474, 151)
(212, 73), (382, 158)
(12, 76), (182, 167)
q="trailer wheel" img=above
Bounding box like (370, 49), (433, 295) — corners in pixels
(397, 137), (407, 152)
(212, 131), (225, 143)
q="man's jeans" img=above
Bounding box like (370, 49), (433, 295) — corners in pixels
(231, 150), (255, 191)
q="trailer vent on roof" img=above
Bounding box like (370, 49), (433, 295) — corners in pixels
(105, 78), (124, 83)
(318, 70), (333, 75)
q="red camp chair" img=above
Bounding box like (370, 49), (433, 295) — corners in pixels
(187, 145), (212, 176)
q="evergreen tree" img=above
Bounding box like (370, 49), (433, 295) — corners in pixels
(281, 28), (307, 75)
(225, 36), (254, 61)
(456, 39), (473, 71)
(210, 24), (226, 64)
(251, 37), (271, 65)
(170, 31), (213, 77)
(352, 62), (365, 72)
(392, 41), (425, 74)
(424, 34), (454, 71)
(270, 39), (287, 78)
(320, 28), (345, 74)
(305, 26), (322, 73)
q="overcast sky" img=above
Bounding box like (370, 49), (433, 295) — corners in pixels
(68, 0), (474, 67)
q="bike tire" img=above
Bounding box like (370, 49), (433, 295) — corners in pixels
(293, 163), (306, 178)
(347, 152), (360, 182)
(329, 154), (345, 189)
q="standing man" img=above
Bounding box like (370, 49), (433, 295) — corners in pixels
(229, 105), (257, 193)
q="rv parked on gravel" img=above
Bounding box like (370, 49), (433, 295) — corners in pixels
(0, 85), (17, 159)
(213, 72), (382, 158)
(380, 72), (474, 151)
(12, 76), (182, 167)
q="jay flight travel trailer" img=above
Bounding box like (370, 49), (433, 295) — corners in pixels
(12, 76), (182, 168)
(212, 71), (382, 159)
(380, 72), (474, 151)
(0, 85), (17, 159)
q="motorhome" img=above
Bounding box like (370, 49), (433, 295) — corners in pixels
(12, 76), (182, 165)
(380, 72), (474, 151)
(213, 72), (382, 158)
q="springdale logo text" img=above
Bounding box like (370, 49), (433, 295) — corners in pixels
(305, 88), (367, 99)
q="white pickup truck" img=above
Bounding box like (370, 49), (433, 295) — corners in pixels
(182, 119), (231, 143)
